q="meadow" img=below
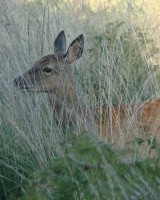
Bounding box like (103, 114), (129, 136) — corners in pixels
(0, 0), (160, 199)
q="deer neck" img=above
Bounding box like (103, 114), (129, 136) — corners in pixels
(48, 86), (79, 111)
(48, 75), (88, 126)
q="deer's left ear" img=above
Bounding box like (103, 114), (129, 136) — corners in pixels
(65, 34), (84, 64)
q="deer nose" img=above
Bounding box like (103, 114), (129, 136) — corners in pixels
(14, 76), (29, 89)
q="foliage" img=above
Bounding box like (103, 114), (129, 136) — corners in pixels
(0, 120), (33, 200)
(20, 135), (160, 200)
(78, 21), (158, 104)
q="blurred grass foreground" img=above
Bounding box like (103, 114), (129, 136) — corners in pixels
(0, 0), (160, 199)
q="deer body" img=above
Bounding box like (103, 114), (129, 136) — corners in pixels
(14, 31), (160, 153)
(100, 100), (160, 144)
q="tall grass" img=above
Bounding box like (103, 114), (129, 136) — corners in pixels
(0, 0), (160, 199)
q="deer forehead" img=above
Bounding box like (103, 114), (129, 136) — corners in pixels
(33, 54), (68, 70)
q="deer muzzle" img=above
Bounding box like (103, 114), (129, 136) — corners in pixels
(14, 76), (29, 89)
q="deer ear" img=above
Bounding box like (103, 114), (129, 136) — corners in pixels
(65, 34), (84, 64)
(54, 30), (66, 56)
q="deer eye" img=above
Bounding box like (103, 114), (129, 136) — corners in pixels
(43, 68), (52, 73)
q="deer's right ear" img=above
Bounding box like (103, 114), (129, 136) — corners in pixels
(65, 34), (84, 64)
(54, 30), (66, 56)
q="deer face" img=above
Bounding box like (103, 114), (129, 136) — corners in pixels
(14, 31), (84, 93)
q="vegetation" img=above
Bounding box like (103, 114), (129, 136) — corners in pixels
(21, 135), (160, 200)
(0, 0), (160, 199)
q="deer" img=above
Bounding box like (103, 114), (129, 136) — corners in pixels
(14, 31), (160, 156)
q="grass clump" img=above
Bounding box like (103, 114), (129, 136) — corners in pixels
(20, 134), (160, 200)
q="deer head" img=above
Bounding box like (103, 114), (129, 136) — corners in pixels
(14, 31), (84, 97)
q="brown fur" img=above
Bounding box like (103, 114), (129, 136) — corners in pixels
(99, 100), (160, 143)
(14, 32), (160, 157)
